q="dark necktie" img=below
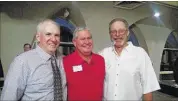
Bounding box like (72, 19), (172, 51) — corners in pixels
(51, 56), (63, 101)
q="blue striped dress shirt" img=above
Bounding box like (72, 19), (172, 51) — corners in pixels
(0, 45), (67, 100)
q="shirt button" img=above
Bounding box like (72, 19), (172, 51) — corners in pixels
(117, 74), (119, 76)
(116, 84), (117, 86)
(118, 64), (119, 66)
(115, 94), (116, 96)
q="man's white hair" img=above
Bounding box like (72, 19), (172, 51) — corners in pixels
(36, 19), (60, 34)
(73, 26), (91, 40)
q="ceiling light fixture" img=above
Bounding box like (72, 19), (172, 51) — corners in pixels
(154, 12), (160, 17)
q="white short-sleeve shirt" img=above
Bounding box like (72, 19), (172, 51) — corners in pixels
(99, 42), (160, 100)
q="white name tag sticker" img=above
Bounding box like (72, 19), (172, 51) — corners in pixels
(72, 65), (83, 72)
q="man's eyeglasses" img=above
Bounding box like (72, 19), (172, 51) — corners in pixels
(110, 29), (127, 35)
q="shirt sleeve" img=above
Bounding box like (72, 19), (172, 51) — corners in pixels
(0, 56), (28, 100)
(141, 49), (161, 94)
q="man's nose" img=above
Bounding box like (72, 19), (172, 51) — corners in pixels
(84, 39), (90, 44)
(51, 35), (57, 41)
(116, 31), (120, 36)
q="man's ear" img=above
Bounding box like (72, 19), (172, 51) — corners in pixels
(72, 39), (76, 47)
(36, 33), (40, 42)
(127, 30), (129, 37)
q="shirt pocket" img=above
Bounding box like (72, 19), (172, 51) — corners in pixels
(120, 56), (140, 76)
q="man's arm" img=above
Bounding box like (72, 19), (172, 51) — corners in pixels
(102, 74), (107, 101)
(144, 92), (152, 101)
(140, 48), (160, 101)
(0, 57), (27, 100)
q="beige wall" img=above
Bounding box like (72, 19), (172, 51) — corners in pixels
(0, 13), (37, 74)
(136, 24), (171, 78)
(0, 1), (176, 79)
(77, 2), (145, 52)
(0, 2), (70, 74)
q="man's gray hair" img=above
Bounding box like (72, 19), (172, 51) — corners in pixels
(72, 26), (91, 40)
(36, 19), (60, 34)
(109, 18), (129, 32)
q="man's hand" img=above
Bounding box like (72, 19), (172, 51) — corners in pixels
(144, 92), (152, 101)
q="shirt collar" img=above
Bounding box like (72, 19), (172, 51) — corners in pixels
(74, 50), (94, 64)
(112, 41), (133, 54)
(125, 41), (133, 51)
(36, 45), (51, 61)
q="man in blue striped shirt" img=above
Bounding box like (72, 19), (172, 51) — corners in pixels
(1, 19), (67, 100)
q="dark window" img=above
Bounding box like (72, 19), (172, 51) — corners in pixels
(128, 29), (139, 46)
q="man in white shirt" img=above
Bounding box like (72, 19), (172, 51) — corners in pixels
(99, 18), (160, 101)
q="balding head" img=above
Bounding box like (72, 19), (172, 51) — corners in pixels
(36, 19), (61, 55)
(36, 19), (60, 34)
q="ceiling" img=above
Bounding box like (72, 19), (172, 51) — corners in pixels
(156, 1), (178, 8)
(160, 1), (178, 7)
(113, 1), (178, 10)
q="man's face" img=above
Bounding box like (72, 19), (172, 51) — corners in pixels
(24, 45), (31, 52)
(36, 23), (60, 55)
(73, 30), (93, 56)
(110, 21), (129, 48)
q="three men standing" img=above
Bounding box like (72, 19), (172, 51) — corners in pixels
(1, 18), (160, 101)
